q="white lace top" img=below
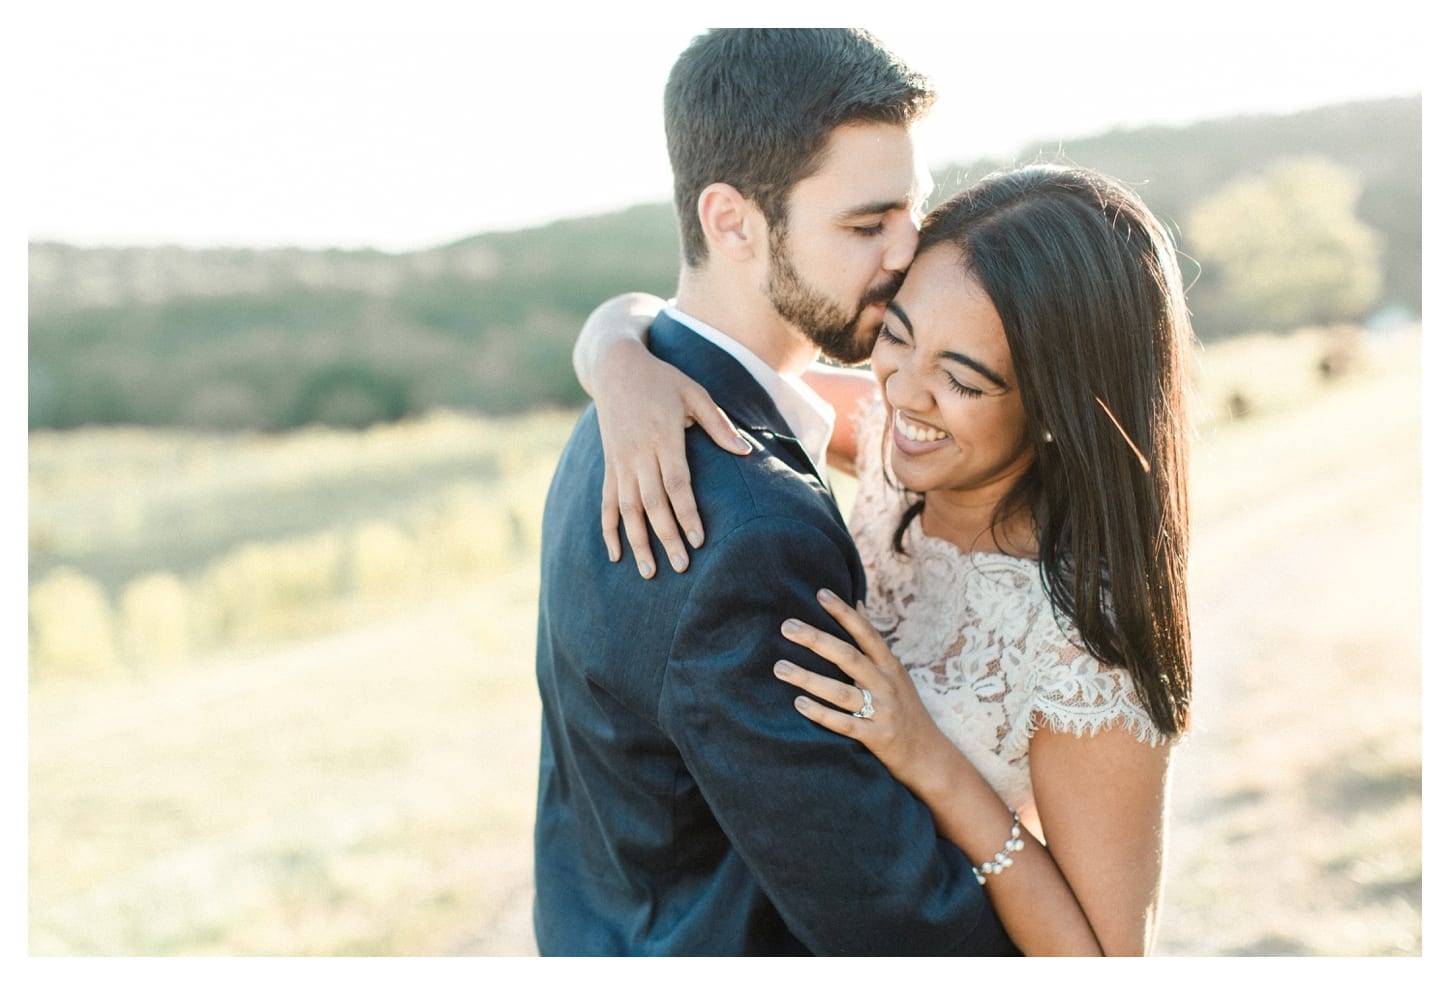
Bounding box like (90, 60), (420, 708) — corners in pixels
(849, 396), (1162, 812)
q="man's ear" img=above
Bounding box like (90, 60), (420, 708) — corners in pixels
(697, 183), (764, 262)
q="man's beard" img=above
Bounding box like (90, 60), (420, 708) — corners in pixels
(766, 230), (903, 365)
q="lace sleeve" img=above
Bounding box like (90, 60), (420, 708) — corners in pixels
(1025, 615), (1167, 748)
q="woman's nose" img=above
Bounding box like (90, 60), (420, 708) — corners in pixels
(883, 357), (930, 413)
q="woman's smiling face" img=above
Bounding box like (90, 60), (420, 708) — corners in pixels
(871, 244), (1036, 500)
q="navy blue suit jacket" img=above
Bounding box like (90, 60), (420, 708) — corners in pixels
(533, 313), (1015, 956)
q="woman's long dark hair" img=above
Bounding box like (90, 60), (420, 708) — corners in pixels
(896, 165), (1194, 736)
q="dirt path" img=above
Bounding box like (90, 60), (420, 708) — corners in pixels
(1154, 385), (1421, 955)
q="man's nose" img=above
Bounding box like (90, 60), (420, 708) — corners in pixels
(883, 219), (919, 273)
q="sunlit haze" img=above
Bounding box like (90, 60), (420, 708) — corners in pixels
(24, 3), (1425, 252)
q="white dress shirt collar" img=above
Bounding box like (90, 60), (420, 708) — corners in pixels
(664, 306), (835, 476)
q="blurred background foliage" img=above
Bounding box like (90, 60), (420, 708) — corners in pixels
(29, 96), (1420, 432)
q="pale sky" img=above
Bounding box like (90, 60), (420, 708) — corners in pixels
(22, 1), (1427, 252)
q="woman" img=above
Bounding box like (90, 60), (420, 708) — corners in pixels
(573, 165), (1194, 955)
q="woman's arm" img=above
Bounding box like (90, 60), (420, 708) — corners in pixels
(1028, 724), (1171, 954)
(573, 292), (663, 397)
(777, 590), (1171, 955)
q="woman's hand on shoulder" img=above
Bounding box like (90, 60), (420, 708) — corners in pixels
(593, 328), (750, 579)
(773, 588), (951, 787)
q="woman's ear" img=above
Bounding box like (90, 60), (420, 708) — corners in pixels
(697, 183), (763, 262)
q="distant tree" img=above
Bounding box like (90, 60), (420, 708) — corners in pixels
(288, 365), (412, 429)
(1186, 157), (1383, 334)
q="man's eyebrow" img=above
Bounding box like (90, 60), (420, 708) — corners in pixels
(838, 199), (912, 220)
(886, 301), (1011, 391)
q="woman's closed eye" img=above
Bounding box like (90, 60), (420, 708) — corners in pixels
(944, 373), (985, 399)
(878, 321), (907, 346)
(852, 222), (886, 237)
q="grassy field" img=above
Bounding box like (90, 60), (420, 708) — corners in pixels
(26, 326), (1422, 956)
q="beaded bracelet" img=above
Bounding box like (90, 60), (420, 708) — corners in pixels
(972, 809), (1026, 885)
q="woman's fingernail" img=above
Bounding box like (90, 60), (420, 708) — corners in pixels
(736, 436), (751, 453)
(670, 552), (687, 572)
(794, 697), (810, 711)
(638, 560), (654, 578)
(687, 528), (704, 548)
(608, 547), (619, 563)
(781, 619), (803, 634)
(817, 588), (838, 604)
(774, 660), (793, 677)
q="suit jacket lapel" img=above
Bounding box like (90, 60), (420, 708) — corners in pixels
(647, 313), (838, 504)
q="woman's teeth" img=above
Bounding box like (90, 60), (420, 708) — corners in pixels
(897, 412), (949, 443)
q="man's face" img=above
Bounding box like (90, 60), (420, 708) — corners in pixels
(764, 122), (927, 365)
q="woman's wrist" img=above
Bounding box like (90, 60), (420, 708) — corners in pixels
(595, 334), (654, 394)
(895, 729), (968, 804)
(575, 294), (662, 396)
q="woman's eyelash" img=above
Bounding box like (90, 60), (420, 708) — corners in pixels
(878, 323), (906, 345)
(945, 375), (985, 399)
(854, 223), (886, 237)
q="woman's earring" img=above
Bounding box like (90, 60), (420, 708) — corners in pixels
(1042, 430), (1054, 443)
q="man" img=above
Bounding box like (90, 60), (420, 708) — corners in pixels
(533, 29), (1014, 956)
